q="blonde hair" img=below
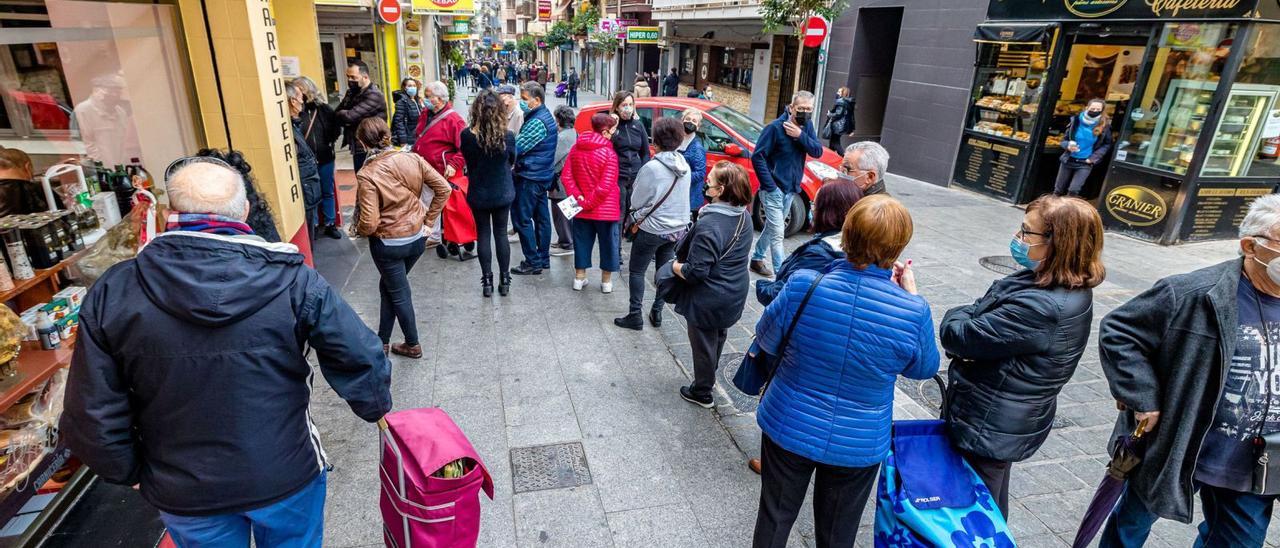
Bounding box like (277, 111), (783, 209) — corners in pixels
(841, 195), (913, 269)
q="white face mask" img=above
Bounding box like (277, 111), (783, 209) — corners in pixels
(1255, 239), (1280, 285)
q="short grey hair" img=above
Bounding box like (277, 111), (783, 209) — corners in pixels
(791, 90), (815, 106)
(424, 81), (449, 101)
(520, 81), (544, 102)
(845, 141), (890, 183)
(1239, 194), (1280, 239)
(167, 162), (248, 220)
(292, 76), (324, 106)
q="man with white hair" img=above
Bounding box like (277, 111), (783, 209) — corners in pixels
(1098, 193), (1280, 546)
(61, 159), (391, 546)
(412, 80), (472, 256)
(749, 90), (823, 278)
(839, 141), (890, 196)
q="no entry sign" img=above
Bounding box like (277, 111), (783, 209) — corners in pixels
(378, 0), (402, 24)
(802, 16), (828, 48)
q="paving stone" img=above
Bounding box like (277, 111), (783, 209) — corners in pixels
(512, 485), (613, 548)
(608, 503), (710, 548)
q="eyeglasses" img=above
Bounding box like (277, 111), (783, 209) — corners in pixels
(1017, 225), (1053, 240)
(163, 155), (238, 185)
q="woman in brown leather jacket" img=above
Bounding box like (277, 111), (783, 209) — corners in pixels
(354, 117), (451, 358)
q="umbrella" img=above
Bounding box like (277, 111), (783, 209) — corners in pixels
(1071, 419), (1150, 548)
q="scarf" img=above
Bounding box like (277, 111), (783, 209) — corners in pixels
(166, 212), (254, 236)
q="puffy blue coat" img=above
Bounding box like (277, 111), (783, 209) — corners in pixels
(756, 261), (940, 467)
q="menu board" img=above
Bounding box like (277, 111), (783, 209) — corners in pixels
(953, 132), (1028, 201)
(1182, 184), (1275, 241)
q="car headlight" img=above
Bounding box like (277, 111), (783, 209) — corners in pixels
(807, 161), (838, 182)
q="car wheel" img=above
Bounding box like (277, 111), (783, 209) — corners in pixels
(751, 197), (765, 231)
(784, 197), (808, 237)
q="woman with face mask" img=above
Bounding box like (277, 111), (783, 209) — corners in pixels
(678, 109), (708, 217)
(939, 195), (1104, 520)
(392, 78), (424, 147)
(610, 91), (650, 218)
(1053, 98), (1113, 197)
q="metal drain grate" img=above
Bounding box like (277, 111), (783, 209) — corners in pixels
(978, 255), (1021, 276)
(510, 442), (592, 493)
(716, 352), (758, 413)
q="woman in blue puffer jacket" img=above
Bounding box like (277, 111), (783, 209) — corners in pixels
(752, 195), (940, 548)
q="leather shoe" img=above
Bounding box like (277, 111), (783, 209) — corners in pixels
(511, 263), (542, 275)
(323, 225), (343, 239)
(390, 343), (423, 359)
(750, 259), (774, 278)
(748, 458), (762, 475)
(648, 309), (662, 328)
(613, 313), (643, 331)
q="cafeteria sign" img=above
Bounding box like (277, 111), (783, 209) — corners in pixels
(627, 26), (660, 44)
(989, 0), (1253, 19)
(412, 0), (475, 15)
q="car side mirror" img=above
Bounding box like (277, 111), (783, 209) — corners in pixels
(724, 143), (744, 157)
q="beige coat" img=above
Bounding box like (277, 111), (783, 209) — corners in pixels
(355, 150), (451, 239)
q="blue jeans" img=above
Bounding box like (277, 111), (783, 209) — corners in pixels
(1100, 483), (1277, 548)
(369, 237), (426, 345)
(514, 176), (552, 269)
(160, 472), (326, 548)
(318, 162), (336, 226)
(568, 87), (578, 107)
(571, 219), (620, 271)
(752, 189), (794, 269)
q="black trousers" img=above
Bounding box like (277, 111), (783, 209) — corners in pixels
(627, 230), (676, 316)
(1053, 160), (1094, 196)
(753, 434), (879, 548)
(687, 324), (727, 398)
(473, 205), (511, 277)
(369, 237), (425, 345)
(828, 136), (843, 154)
(962, 450), (1011, 518)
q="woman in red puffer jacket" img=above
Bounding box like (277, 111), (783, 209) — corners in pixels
(561, 112), (622, 293)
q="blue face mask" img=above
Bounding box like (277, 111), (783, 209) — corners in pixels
(405, 87), (418, 97)
(519, 99), (530, 113)
(1010, 236), (1041, 270)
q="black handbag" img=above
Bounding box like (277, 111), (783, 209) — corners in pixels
(655, 211), (748, 306)
(732, 272), (826, 396)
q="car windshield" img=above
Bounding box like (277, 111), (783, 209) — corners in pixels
(709, 106), (763, 144)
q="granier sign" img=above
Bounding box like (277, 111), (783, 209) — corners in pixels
(1106, 185), (1169, 227)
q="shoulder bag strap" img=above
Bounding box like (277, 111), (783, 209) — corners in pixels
(417, 107), (458, 141)
(303, 109), (319, 141)
(632, 162), (681, 225)
(765, 272), (827, 386)
(716, 210), (750, 262)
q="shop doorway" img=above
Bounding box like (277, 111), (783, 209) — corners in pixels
(847, 7), (903, 141)
(1026, 27), (1151, 200)
(773, 38), (819, 118)
(320, 35), (345, 106)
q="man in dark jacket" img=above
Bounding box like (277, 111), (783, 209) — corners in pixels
(566, 67), (580, 107)
(511, 82), (559, 275)
(335, 60), (386, 173)
(61, 160), (391, 547)
(1098, 194), (1280, 546)
(749, 90), (823, 278)
(662, 69), (680, 97)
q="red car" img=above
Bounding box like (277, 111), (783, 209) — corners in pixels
(573, 98), (844, 236)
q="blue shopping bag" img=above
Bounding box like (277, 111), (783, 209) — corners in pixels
(873, 420), (1016, 548)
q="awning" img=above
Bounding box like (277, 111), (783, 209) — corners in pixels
(973, 23), (1056, 45)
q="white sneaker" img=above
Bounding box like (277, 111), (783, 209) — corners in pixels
(573, 278), (588, 291)
(508, 233), (521, 243)
(601, 281), (613, 294)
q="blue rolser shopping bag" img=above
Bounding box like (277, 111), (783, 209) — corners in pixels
(873, 420), (1016, 548)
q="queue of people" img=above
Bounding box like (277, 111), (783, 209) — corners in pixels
(48, 70), (1280, 548)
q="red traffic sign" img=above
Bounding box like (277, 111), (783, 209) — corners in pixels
(377, 0), (401, 24)
(802, 16), (828, 48)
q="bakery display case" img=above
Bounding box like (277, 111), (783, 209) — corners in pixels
(1201, 85), (1279, 177)
(966, 42), (1051, 144)
(1145, 80), (1218, 174)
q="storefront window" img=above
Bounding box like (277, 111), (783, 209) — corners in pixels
(716, 49), (752, 90)
(1200, 24), (1280, 178)
(0, 0), (198, 192)
(965, 40), (1052, 143)
(1115, 23), (1236, 175)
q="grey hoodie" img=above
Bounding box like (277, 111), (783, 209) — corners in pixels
(630, 151), (691, 235)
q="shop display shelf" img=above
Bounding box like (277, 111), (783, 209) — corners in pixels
(0, 250), (88, 312)
(0, 342), (73, 412)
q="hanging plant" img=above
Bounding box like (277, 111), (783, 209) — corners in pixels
(545, 20), (573, 48)
(572, 4), (600, 37)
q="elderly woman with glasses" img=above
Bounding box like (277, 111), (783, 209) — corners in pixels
(752, 195), (939, 547)
(941, 195), (1104, 520)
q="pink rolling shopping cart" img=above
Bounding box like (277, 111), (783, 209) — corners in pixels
(379, 408), (494, 548)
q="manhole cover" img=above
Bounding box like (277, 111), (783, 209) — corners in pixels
(716, 352), (758, 413)
(978, 255), (1021, 275)
(510, 442), (592, 493)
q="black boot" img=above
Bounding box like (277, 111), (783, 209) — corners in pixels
(613, 313), (643, 331)
(499, 273), (512, 296)
(482, 273), (494, 298)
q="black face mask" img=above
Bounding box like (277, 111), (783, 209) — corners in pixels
(683, 122), (697, 134)
(347, 79), (361, 91)
(792, 112), (810, 126)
